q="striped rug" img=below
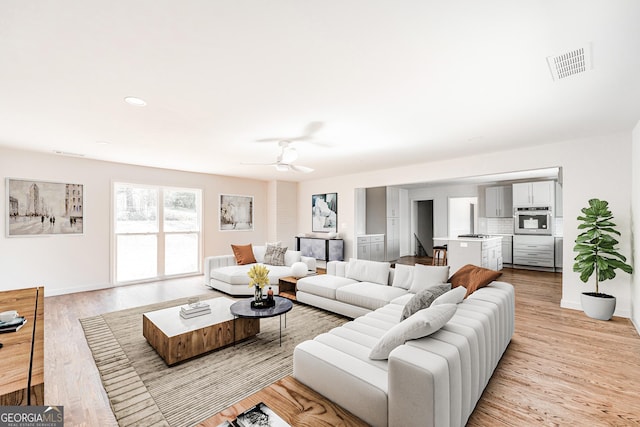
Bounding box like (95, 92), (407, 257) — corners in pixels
(80, 293), (348, 427)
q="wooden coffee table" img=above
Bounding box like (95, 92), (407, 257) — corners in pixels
(143, 297), (259, 365)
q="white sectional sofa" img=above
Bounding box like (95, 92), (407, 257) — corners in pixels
(296, 259), (450, 318)
(293, 259), (515, 427)
(204, 245), (316, 296)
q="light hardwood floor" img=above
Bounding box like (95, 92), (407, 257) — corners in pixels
(45, 269), (640, 426)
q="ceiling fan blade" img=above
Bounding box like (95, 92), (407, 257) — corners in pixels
(303, 121), (324, 137)
(255, 137), (282, 143)
(241, 161), (277, 166)
(255, 121), (325, 143)
(289, 164), (314, 173)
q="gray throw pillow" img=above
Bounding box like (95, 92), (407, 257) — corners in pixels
(401, 283), (452, 321)
(263, 245), (287, 266)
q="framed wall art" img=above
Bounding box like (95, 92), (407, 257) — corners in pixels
(312, 192), (337, 233)
(219, 194), (254, 231)
(6, 178), (84, 236)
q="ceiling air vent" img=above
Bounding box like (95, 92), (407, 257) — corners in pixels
(546, 45), (592, 81)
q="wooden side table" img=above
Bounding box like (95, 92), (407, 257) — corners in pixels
(0, 287), (44, 405)
(278, 276), (298, 301)
(278, 268), (326, 301)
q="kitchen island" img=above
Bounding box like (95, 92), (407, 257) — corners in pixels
(433, 235), (503, 275)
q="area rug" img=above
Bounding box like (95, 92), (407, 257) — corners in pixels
(80, 294), (348, 427)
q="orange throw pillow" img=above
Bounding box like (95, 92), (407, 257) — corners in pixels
(448, 264), (502, 298)
(231, 244), (257, 265)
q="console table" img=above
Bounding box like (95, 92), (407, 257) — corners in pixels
(296, 237), (344, 262)
(0, 287), (44, 405)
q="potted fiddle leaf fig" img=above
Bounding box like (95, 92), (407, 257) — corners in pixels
(573, 198), (633, 320)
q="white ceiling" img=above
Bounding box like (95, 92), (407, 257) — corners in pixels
(1, 1), (639, 182)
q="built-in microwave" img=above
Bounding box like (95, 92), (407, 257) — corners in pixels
(514, 207), (553, 235)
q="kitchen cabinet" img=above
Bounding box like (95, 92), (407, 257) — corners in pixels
(555, 182), (563, 217)
(513, 235), (555, 268)
(485, 186), (513, 217)
(444, 236), (503, 274)
(385, 187), (400, 261)
(386, 187), (400, 217)
(499, 235), (513, 264)
(555, 237), (563, 271)
(357, 234), (385, 261)
(513, 181), (555, 207)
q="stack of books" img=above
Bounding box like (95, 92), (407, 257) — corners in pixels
(180, 302), (211, 319)
(217, 402), (290, 427)
(0, 316), (27, 333)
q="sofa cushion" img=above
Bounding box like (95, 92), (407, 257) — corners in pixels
(211, 265), (253, 285)
(390, 293), (414, 306)
(337, 282), (408, 311)
(263, 245), (287, 266)
(391, 264), (414, 290)
(211, 263), (292, 285)
(346, 259), (391, 286)
(253, 245), (266, 263)
(369, 303), (457, 360)
(449, 264), (502, 298)
(432, 285), (467, 306)
(284, 250), (302, 266)
(231, 244), (257, 265)
(409, 264), (450, 293)
(401, 283), (451, 321)
(297, 274), (358, 299)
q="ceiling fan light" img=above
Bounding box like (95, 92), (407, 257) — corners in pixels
(281, 147), (298, 163)
(275, 164), (289, 172)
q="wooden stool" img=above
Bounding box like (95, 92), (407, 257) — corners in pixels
(432, 245), (447, 266)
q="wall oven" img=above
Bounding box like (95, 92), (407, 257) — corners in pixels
(514, 207), (553, 235)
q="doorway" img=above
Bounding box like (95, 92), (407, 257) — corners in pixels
(416, 200), (434, 256)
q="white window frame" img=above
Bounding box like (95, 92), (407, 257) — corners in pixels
(111, 182), (203, 285)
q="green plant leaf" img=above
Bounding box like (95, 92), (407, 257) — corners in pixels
(608, 259), (633, 274)
(573, 198), (631, 291)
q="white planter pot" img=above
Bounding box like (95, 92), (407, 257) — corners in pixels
(580, 292), (616, 321)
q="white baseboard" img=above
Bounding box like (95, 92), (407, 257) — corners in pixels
(632, 318), (640, 337)
(45, 282), (114, 297)
(561, 298), (631, 318)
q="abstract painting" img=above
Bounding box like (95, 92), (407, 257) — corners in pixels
(219, 194), (253, 231)
(312, 193), (337, 233)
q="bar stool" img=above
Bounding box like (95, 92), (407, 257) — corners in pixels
(432, 245), (447, 266)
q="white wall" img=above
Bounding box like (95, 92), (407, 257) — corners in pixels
(298, 132), (634, 318)
(0, 147), (268, 296)
(631, 120), (640, 333)
(267, 180), (298, 249)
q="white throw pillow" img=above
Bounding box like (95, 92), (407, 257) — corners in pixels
(409, 264), (450, 294)
(391, 264), (414, 290)
(284, 250), (302, 266)
(369, 304), (457, 360)
(431, 286), (466, 306)
(252, 245), (266, 263)
(345, 258), (391, 286)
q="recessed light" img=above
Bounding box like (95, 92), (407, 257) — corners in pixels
(96, 140), (110, 145)
(124, 96), (147, 107)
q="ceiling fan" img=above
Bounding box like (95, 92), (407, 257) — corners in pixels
(256, 121), (329, 146)
(242, 140), (314, 173)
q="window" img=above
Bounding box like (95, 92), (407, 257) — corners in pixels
(114, 183), (202, 283)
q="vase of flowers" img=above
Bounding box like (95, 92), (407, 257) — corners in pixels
(248, 264), (270, 304)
